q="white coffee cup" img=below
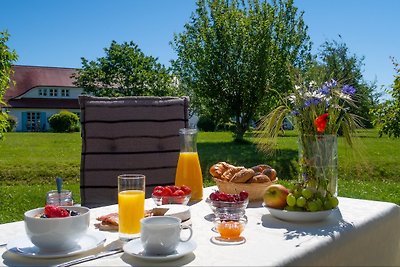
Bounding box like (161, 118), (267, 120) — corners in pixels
(140, 216), (193, 255)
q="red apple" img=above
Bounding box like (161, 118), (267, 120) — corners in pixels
(263, 184), (289, 209)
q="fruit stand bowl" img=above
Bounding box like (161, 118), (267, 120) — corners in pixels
(214, 178), (277, 202)
(264, 204), (338, 222)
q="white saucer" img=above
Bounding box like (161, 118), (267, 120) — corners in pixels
(123, 238), (196, 261)
(6, 229), (106, 258)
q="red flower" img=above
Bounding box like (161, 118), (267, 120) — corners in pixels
(314, 113), (329, 133)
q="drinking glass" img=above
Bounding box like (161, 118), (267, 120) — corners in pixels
(118, 174), (146, 240)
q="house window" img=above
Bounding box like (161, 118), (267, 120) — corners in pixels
(26, 112), (41, 132)
(50, 89), (58, 97)
(61, 89), (70, 97)
(42, 89), (48, 96)
(38, 89), (42, 96)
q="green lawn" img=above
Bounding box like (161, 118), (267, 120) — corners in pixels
(0, 129), (399, 223)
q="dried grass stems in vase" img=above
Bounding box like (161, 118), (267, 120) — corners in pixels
(257, 76), (363, 199)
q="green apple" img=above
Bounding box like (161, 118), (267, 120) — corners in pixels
(263, 184), (289, 209)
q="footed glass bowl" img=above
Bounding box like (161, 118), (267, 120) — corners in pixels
(206, 197), (249, 220)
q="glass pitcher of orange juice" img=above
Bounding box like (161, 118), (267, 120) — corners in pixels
(175, 128), (203, 200)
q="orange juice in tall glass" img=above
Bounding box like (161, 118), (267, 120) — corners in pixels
(175, 129), (203, 200)
(118, 174), (145, 240)
(118, 190), (145, 235)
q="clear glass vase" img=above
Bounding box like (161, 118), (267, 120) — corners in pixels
(298, 134), (338, 196)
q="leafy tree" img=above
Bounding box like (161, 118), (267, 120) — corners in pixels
(307, 39), (377, 128)
(73, 40), (179, 97)
(171, 0), (312, 141)
(372, 58), (400, 138)
(0, 31), (18, 140)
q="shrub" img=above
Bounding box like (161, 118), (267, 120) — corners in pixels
(6, 115), (17, 132)
(48, 111), (80, 133)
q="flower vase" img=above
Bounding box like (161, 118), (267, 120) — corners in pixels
(298, 135), (338, 196)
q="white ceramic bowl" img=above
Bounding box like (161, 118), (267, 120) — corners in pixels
(24, 206), (90, 251)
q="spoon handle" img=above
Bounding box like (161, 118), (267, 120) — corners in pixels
(56, 177), (62, 193)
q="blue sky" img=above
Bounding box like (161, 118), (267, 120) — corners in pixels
(1, 0), (399, 99)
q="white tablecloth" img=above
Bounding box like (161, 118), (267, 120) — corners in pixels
(1, 186), (399, 266)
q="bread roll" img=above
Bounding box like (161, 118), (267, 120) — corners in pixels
(263, 168), (277, 181)
(230, 168), (255, 183)
(247, 174), (271, 183)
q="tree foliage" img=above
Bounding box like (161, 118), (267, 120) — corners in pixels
(0, 31), (18, 140)
(306, 39), (377, 128)
(372, 58), (400, 138)
(73, 40), (179, 97)
(171, 0), (312, 141)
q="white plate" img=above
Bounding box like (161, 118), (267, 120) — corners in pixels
(266, 205), (338, 222)
(123, 238), (196, 261)
(6, 229), (106, 258)
(158, 204), (191, 221)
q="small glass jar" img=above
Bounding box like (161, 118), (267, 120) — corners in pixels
(45, 190), (74, 206)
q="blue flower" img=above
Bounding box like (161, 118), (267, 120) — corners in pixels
(304, 97), (321, 107)
(341, 84), (356, 95)
(325, 79), (337, 88)
(319, 86), (330, 95)
(291, 110), (300, 116)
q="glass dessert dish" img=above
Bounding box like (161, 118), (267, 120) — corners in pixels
(211, 217), (247, 245)
(206, 196), (249, 221)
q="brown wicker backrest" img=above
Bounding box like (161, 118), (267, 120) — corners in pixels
(79, 95), (189, 208)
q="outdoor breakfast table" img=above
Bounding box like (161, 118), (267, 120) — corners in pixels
(1, 186), (399, 266)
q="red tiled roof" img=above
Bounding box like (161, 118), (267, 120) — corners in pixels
(7, 98), (80, 109)
(5, 65), (78, 101)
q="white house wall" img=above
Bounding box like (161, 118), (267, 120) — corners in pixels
(9, 108), (81, 132)
(21, 87), (84, 99)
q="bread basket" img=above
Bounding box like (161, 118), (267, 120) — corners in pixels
(213, 178), (278, 201)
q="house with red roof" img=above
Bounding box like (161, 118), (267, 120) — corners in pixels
(3, 65), (84, 132)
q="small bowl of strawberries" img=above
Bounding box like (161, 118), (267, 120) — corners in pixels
(152, 185), (192, 206)
(206, 190), (249, 220)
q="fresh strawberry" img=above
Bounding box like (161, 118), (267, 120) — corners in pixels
(153, 186), (164, 193)
(152, 189), (164, 197)
(180, 185), (192, 195)
(44, 205), (70, 218)
(166, 185), (180, 193)
(172, 189), (185, 196)
(161, 187), (173, 196)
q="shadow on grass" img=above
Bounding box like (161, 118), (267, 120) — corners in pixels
(198, 141), (299, 184)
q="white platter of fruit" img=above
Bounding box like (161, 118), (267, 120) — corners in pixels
(263, 184), (339, 222)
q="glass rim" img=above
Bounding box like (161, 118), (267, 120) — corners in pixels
(118, 174), (146, 179)
(46, 189), (72, 194)
(179, 128), (198, 134)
